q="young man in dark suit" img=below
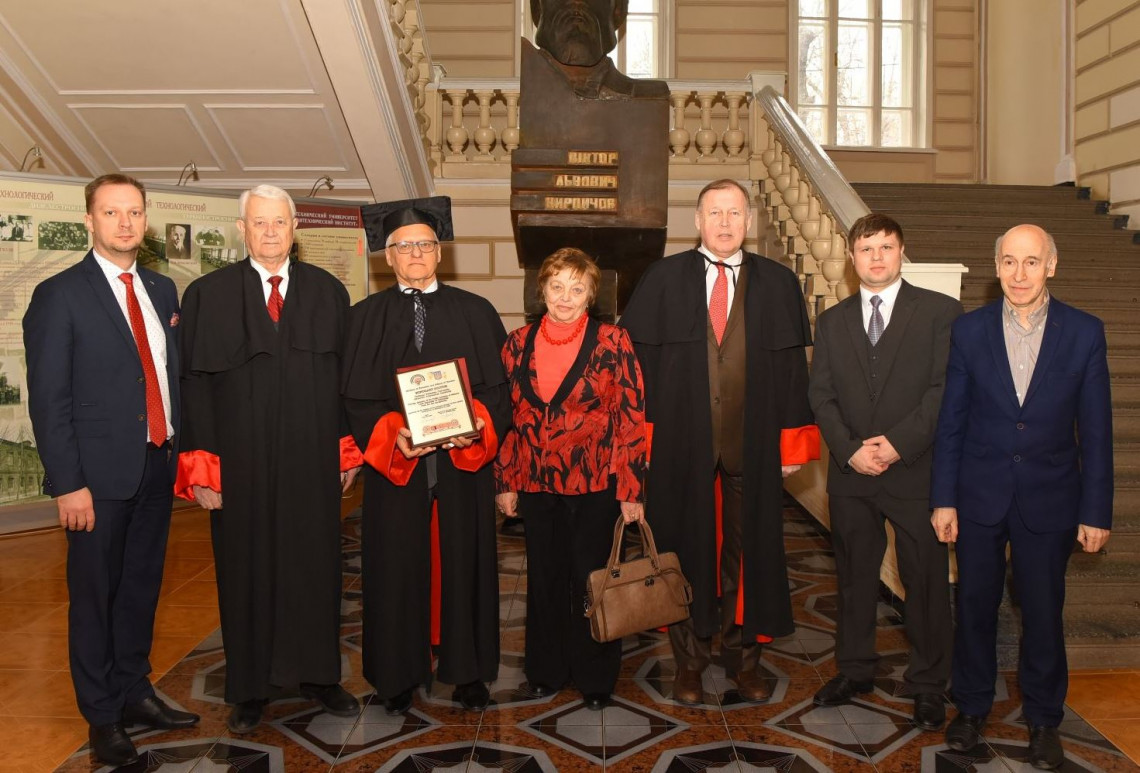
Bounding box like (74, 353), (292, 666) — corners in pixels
(24, 174), (199, 767)
(809, 213), (961, 731)
(931, 224), (1113, 770)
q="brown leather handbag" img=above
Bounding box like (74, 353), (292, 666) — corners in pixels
(584, 516), (693, 643)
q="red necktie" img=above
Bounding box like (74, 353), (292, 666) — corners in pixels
(267, 275), (284, 323)
(709, 262), (728, 344)
(119, 273), (167, 446)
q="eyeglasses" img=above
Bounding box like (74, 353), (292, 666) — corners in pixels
(390, 240), (439, 254)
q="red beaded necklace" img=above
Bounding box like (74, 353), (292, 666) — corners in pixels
(540, 313), (587, 345)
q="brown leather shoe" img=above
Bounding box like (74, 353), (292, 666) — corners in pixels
(734, 669), (773, 703)
(672, 667), (704, 705)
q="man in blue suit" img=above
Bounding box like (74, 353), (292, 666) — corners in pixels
(24, 174), (199, 767)
(931, 224), (1113, 770)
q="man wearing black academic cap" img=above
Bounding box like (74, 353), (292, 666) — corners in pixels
(342, 196), (510, 714)
(176, 184), (362, 734)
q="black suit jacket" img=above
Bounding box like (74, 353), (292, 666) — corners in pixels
(24, 251), (180, 499)
(809, 280), (961, 500)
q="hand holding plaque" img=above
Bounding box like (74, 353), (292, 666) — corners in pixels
(395, 358), (481, 449)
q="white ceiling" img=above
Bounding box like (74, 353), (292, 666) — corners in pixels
(0, 0), (426, 202)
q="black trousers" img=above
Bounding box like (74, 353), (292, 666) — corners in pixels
(829, 491), (952, 693)
(519, 488), (622, 695)
(952, 502), (1076, 727)
(67, 443), (173, 726)
(667, 468), (760, 677)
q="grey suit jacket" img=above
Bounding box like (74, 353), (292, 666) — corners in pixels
(809, 279), (961, 500)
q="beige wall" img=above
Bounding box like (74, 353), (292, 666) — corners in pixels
(986, 0), (1066, 185)
(1075, 0), (1140, 226)
(932, 0), (982, 181)
(674, 0), (789, 79)
(418, 0), (517, 77)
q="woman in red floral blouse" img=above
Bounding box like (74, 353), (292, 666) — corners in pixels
(494, 247), (648, 710)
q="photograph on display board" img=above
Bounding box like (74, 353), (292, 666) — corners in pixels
(0, 214), (33, 241)
(37, 221), (89, 252)
(165, 222), (192, 261)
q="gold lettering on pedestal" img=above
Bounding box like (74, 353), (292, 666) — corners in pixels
(543, 196), (618, 211)
(567, 151), (619, 166)
(554, 174), (618, 189)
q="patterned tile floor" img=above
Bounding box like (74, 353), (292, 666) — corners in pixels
(47, 497), (1137, 771)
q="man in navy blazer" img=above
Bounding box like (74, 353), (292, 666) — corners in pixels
(24, 174), (199, 767)
(930, 224), (1113, 770)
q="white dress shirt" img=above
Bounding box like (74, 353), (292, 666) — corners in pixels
(859, 277), (903, 333)
(699, 245), (743, 310)
(250, 258), (291, 304)
(92, 251), (174, 441)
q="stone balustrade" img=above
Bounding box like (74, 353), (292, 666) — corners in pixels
(414, 71), (870, 323)
(386, 0), (433, 148)
(422, 79), (762, 178)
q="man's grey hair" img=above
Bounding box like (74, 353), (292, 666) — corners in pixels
(239, 185), (297, 220)
(385, 224), (438, 249)
(994, 225), (1057, 263)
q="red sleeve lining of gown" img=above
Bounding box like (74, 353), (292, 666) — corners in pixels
(449, 400), (498, 472)
(174, 450), (221, 502)
(363, 412), (418, 486)
(340, 435), (365, 471)
(780, 424), (821, 466)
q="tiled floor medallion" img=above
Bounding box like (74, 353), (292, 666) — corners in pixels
(921, 740), (1106, 772)
(377, 741), (559, 772)
(274, 694), (438, 764)
(498, 590), (528, 629)
(633, 657), (790, 709)
(768, 696), (921, 763)
(189, 654), (351, 706)
(1000, 705), (1126, 757)
(521, 694), (686, 765)
(649, 740), (832, 772)
(765, 622), (836, 666)
(93, 739), (285, 773)
(785, 548), (838, 577)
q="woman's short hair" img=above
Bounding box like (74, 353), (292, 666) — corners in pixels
(536, 247), (601, 304)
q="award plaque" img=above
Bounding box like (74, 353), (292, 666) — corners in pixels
(395, 358), (480, 448)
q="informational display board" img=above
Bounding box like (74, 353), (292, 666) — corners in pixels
(0, 173), (368, 532)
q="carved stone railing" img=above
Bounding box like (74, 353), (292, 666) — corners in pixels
(386, 0), (434, 152)
(423, 77), (764, 179)
(416, 71), (874, 320)
(748, 83), (869, 321)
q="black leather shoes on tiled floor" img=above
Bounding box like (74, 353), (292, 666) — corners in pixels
(945, 711), (987, 752)
(123, 694), (200, 729)
(813, 675), (873, 706)
(89, 723), (138, 767)
(911, 692), (946, 731)
(1028, 724), (1065, 769)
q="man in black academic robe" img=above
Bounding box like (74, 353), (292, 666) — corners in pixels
(176, 185), (360, 734)
(620, 178), (819, 706)
(343, 196), (510, 715)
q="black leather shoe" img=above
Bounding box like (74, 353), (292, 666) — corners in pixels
(945, 711), (987, 752)
(123, 694), (200, 729)
(584, 692), (610, 711)
(89, 723), (138, 767)
(227, 699), (265, 734)
(912, 692), (946, 731)
(454, 680), (490, 711)
(813, 675), (873, 706)
(383, 688), (414, 716)
(301, 683), (359, 717)
(1028, 725), (1064, 770)
(523, 682), (560, 698)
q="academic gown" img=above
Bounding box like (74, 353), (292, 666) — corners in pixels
(341, 283), (510, 698)
(620, 250), (817, 640)
(176, 258), (350, 704)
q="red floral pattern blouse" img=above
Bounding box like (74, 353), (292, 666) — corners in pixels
(494, 318), (647, 502)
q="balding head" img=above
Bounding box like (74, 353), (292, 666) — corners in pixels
(995, 224), (1057, 318)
